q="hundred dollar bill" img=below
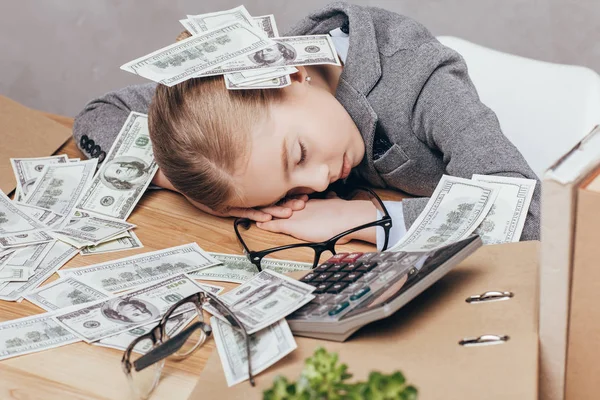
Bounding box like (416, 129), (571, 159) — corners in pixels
(10, 155), (69, 202)
(59, 243), (219, 293)
(22, 159), (98, 216)
(0, 241), (77, 301)
(187, 5), (254, 33)
(25, 276), (111, 311)
(212, 316), (297, 386)
(190, 252), (311, 284)
(471, 175), (537, 244)
(389, 175), (499, 252)
(205, 270), (315, 334)
(0, 190), (45, 237)
(225, 75), (291, 90)
(0, 250), (14, 265)
(5, 241), (54, 270)
(76, 113), (157, 220)
(120, 22), (274, 86)
(50, 210), (135, 248)
(0, 266), (32, 282)
(0, 230), (54, 249)
(80, 230), (143, 256)
(95, 310), (197, 353)
(53, 274), (206, 343)
(15, 203), (64, 228)
(226, 66), (297, 85)
(198, 35), (341, 77)
(0, 313), (78, 361)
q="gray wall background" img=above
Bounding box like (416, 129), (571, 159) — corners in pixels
(1, 0), (599, 117)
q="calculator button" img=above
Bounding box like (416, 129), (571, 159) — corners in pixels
(362, 271), (378, 283)
(328, 301), (350, 316)
(342, 252), (363, 263)
(369, 253), (393, 263)
(313, 282), (332, 294)
(314, 273), (332, 282)
(357, 252), (377, 262)
(332, 293), (349, 303)
(327, 253), (348, 263)
(385, 252), (408, 262)
(327, 263), (346, 272)
(373, 261), (395, 273)
(350, 286), (371, 301)
(357, 262), (377, 272)
(314, 263), (331, 272)
(311, 304), (333, 316)
(342, 271), (363, 282)
(314, 293), (335, 304)
(300, 272), (318, 283)
(327, 272), (347, 282)
(326, 282), (349, 294)
(342, 263), (361, 272)
(290, 302), (319, 318)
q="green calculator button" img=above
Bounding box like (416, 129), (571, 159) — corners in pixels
(328, 301), (350, 316)
(350, 286), (371, 301)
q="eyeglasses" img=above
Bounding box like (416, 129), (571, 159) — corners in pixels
(121, 289), (253, 399)
(234, 187), (392, 271)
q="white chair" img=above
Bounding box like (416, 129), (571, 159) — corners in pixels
(437, 36), (600, 178)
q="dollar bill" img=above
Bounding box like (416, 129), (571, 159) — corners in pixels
(0, 241), (77, 301)
(187, 5), (254, 33)
(24, 276), (111, 311)
(22, 159), (98, 216)
(0, 230), (54, 249)
(50, 210), (135, 248)
(15, 203), (64, 227)
(190, 253), (311, 284)
(226, 66), (297, 85)
(225, 75), (291, 90)
(10, 155), (69, 202)
(252, 14), (279, 38)
(120, 22), (274, 86)
(80, 230), (143, 256)
(0, 250), (14, 265)
(0, 313), (78, 361)
(389, 175), (499, 252)
(0, 190), (45, 237)
(59, 243), (219, 293)
(0, 266), (32, 282)
(53, 274), (206, 343)
(198, 35), (341, 77)
(206, 270), (315, 334)
(76, 112), (157, 220)
(69, 158), (81, 162)
(212, 316), (297, 386)
(471, 175), (537, 244)
(95, 310), (196, 353)
(4, 241), (54, 270)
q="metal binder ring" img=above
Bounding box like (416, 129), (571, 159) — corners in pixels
(459, 334), (509, 347)
(465, 291), (514, 303)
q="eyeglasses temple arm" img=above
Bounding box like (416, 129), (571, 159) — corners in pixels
(133, 322), (209, 371)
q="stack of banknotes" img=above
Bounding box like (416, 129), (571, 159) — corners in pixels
(120, 5), (341, 90)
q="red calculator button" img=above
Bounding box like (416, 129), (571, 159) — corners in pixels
(328, 253), (349, 263)
(342, 252), (363, 263)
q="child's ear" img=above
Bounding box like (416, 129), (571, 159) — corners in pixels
(289, 66), (309, 84)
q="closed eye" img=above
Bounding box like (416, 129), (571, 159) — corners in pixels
(298, 141), (307, 165)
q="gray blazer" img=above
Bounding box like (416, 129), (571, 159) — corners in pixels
(73, 1), (541, 240)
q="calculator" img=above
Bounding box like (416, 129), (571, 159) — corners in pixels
(287, 235), (482, 341)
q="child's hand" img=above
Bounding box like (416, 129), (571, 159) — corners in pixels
(186, 194), (309, 222)
(255, 195), (378, 244)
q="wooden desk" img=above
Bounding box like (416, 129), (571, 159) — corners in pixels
(0, 114), (402, 400)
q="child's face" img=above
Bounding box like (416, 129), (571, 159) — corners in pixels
(232, 82), (365, 209)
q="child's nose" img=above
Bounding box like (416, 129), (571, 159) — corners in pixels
(306, 164), (330, 193)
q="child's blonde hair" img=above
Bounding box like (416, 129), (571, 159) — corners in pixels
(148, 31), (285, 211)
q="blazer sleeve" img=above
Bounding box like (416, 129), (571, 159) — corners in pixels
(72, 83), (157, 160)
(402, 40), (541, 241)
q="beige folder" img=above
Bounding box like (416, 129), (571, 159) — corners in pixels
(189, 242), (539, 400)
(0, 95), (71, 194)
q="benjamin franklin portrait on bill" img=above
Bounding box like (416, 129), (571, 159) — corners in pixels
(248, 42), (296, 67)
(101, 156), (151, 191)
(101, 297), (160, 324)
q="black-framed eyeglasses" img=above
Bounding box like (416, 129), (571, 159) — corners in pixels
(121, 289), (254, 400)
(234, 187), (392, 272)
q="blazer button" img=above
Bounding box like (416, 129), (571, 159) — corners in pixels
(91, 145), (101, 158)
(80, 134), (89, 148)
(97, 151), (106, 163)
(85, 139), (95, 153)
(340, 21), (349, 34)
